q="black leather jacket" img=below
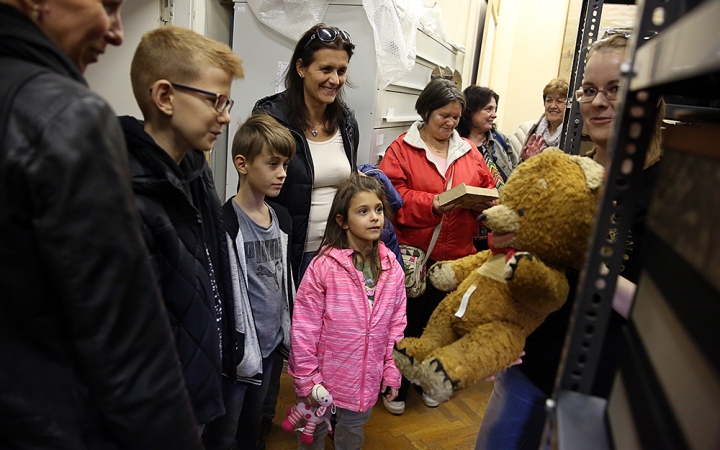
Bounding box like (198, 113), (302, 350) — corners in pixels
(0, 6), (201, 449)
(253, 92), (359, 281)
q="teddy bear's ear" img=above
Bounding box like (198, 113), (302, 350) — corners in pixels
(569, 155), (604, 191)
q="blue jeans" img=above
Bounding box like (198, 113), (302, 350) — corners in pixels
(475, 366), (548, 450)
(203, 350), (276, 450)
(299, 407), (372, 450)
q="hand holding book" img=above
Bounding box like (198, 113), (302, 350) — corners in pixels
(436, 183), (499, 211)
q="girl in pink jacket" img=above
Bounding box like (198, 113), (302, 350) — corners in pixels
(289, 175), (407, 449)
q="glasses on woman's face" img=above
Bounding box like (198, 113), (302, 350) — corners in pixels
(303, 27), (352, 50)
(169, 83), (234, 114)
(575, 85), (620, 103)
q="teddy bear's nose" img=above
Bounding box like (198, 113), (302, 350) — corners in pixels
(476, 213), (487, 223)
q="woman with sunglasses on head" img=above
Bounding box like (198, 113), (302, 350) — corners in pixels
(475, 34), (663, 450)
(254, 23), (358, 284)
(0, 1), (202, 448)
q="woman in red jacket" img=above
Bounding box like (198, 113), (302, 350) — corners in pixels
(378, 78), (495, 414)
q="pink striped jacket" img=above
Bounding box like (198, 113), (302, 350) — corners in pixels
(288, 243), (407, 412)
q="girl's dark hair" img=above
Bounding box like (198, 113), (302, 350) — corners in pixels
(318, 174), (391, 279)
(415, 78), (466, 123)
(457, 85), (500, 137)
(284, 23), (356, 135)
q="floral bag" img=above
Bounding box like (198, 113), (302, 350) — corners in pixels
(399, 220), (442, 298)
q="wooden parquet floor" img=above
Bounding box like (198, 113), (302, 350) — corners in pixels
(265, 371), (494, 450)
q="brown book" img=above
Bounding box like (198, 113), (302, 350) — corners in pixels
(437, 183), (499, 208)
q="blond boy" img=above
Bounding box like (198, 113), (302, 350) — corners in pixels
(119, 26), (243, 428)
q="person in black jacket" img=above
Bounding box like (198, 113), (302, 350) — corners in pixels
(120, 26), (244, 428)
(253, 23), (359, 284)
(0, 1), (201, 448)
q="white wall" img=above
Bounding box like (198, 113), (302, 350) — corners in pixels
(437, 0), (483, 90)
(85, 0), (229, 117)
(85, 0), (160, 117)
(478, 0), (570, 136)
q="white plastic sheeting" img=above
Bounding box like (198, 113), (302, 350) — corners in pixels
(244, 0), (448, 89)
(246, 0), (329, 41)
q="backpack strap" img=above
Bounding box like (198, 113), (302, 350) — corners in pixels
(492, 129), (509, 152)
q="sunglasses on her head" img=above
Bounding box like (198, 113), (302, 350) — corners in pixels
(303, 27), (352, 50)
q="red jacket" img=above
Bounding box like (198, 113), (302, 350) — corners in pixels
(379, 123), (495, 261)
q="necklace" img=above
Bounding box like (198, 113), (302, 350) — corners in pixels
(309, 121), (323, 137)
(420, 129), (448, 155)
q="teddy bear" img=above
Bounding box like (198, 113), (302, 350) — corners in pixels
(282, 384), (334, 444)
(393, 148), (604, 402)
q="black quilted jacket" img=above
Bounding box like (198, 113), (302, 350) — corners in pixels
(120, 116), (240, 425)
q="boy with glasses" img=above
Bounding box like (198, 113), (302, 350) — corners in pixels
(120, 25), (244, 430)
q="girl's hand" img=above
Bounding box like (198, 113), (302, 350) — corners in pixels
(432, 194), (462, 215)
(522, 135), (546, 161)
(381, 384), (399, 401)
(299, 394), (320, 407)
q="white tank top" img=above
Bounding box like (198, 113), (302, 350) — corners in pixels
(305, 130), (351, 252)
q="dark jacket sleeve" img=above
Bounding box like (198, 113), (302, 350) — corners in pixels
(31, 93), (201, 449)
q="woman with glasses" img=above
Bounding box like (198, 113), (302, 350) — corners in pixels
(509, 78), (569, 160)
(475, 33), (663, 450)
(378, 78), (495, 415)
(254, 23), (358, 284)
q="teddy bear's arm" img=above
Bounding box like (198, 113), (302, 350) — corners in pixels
(505, 252), (569, 313)
(420, 321), (527, 401)
(429, 250), (493, 292)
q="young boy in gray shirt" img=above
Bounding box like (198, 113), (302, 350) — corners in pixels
(203, 113), (295, 450)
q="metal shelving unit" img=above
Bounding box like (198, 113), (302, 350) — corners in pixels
(545, 0), (720, 448)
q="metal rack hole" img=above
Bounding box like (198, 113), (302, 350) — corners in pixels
(598, 263), (609, 276)
(595, 278), (607, 290)
(621, 158), (634, 175)
(652, 7), (665, 26)
(630, 105), (645, 118)
(584, 324), (595, 337)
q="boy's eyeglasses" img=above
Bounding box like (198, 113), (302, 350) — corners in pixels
(575, 86), (619, 103)
(303, 27), (352, 50)
(169, 83), (234, 113)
